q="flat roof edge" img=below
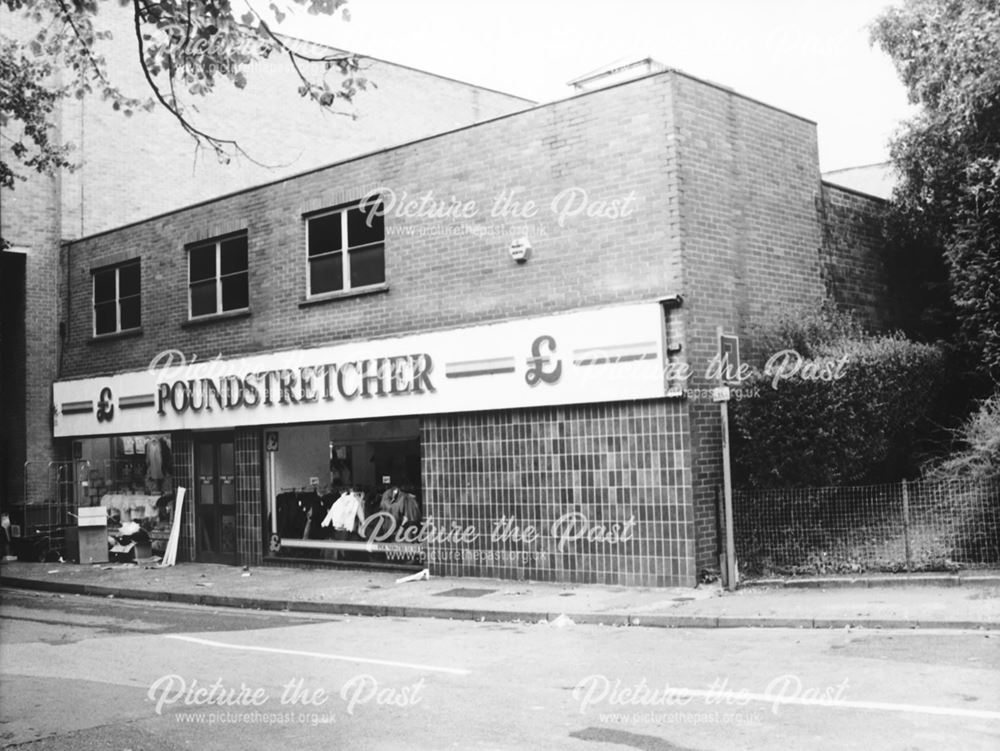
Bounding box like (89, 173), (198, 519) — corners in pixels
(64, 68), (817, 245)
(821, 179), (890, 204)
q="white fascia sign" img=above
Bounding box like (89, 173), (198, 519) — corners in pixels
(53, 302), (668, 437)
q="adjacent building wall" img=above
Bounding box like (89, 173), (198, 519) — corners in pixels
(57, 29), (534, 238)
(818, 182), (894, 331)
(0, 128), (63, 511)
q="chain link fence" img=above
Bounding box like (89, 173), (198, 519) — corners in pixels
(733, 477), (1000, 577)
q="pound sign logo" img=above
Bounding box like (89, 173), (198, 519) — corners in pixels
(96, 387), (115, 422)
(525, 335), (561, 386)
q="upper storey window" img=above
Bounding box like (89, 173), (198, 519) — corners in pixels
(188, 232), (249, 318)
(93, 260), (140, 335)
(306, 201), (385, 297)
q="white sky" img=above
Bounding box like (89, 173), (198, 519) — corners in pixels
(274, 0), (914, 172)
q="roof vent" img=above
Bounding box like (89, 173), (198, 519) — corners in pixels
(567, 57), (668, 91)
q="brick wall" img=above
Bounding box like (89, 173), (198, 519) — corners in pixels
(421, 399), (695, 587)
(60, 74), (681, 379)
(670, 75), (826, 574)
(818, 182), (893, 330)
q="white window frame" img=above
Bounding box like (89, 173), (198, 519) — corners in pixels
(305, 204), (384, 298)
(92, 260), (140, 336)
(187, 233), (249, 319)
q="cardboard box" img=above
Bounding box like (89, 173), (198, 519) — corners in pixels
(77, 507), (108, 528)
(109, 540), (152, 562)
(65, 526), (109, 564)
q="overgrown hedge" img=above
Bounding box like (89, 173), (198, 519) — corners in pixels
(731, 307), (946, 488)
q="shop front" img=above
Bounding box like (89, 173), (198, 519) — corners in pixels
(52, 301), (695, 585)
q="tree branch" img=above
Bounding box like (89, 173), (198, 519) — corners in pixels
(245, 1), (356, 66)
(53, 0), (112, 87)
(129, 0), (291, 168)
(130, 0), (235, 155)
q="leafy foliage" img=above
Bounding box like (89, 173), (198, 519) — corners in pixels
(731, 304), (947, 488)
(0, 0), (366, 186)
(877, 205), (957, 345)
(0, 36), (75, 188)
(927, 390), (1000, 479)
(743, 300), (863, 360)
(871, 0), (1000, 377)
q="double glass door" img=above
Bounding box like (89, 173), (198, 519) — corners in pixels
(194, 433), (237, 564)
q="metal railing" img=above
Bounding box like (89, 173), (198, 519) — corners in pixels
(733, 477), (1000, 577)
(11, 460), (95, 560)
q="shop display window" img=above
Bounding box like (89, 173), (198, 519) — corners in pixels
(265, 418), (424, 565)
(74, 434), (178, 559)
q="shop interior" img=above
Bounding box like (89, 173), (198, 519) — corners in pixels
(266, 418), (424, 565)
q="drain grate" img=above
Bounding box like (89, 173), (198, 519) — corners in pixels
(432, 588), (498, 598)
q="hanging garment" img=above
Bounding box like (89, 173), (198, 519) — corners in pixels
(300, 491), (325, 538)
(362, 489), (381, 521)
(146, 438), (164, 480)
(313, 493), (338, 539)
(321, 491), (365, 532)
(160, 439), (174, 476)
(399, 492), (421, 525)
(276, 492), (307, 538)
(379, 487), (422, 526)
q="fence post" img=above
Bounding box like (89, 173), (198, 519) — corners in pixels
(901, 479), (912, 573)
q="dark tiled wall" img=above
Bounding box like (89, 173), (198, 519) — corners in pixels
(171, 433), (195, 562)
(235, 428), (263, 566)
(421, 399), (695, 587)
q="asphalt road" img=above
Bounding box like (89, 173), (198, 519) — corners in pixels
(1, 589), (998, 750)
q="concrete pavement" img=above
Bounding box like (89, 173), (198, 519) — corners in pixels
(2, 560), (999, 630)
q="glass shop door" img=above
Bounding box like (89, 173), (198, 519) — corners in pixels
(194, 432), (237, 564)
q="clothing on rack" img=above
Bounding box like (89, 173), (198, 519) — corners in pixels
(146, 438), (163, 479)
(275, 491), (311, 538)
(321, 490), (366, 532)
(145, 437), (174, 480)
(379, 487), (422, 526)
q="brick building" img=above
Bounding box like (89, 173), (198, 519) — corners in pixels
(0, 3), (533, 517)
(32, 64), (895, 586)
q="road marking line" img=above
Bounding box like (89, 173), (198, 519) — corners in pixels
(625, 688), (1000, 721)
(165, 634), (470, 675)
